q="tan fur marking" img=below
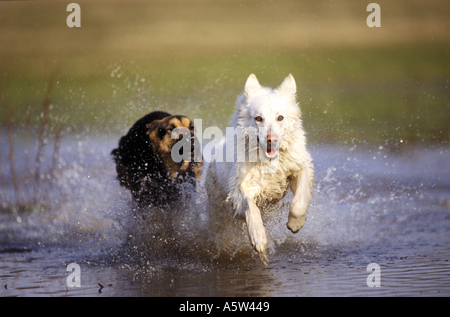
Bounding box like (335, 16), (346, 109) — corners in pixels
(180, 161), (190, 172)
(194, 163), (203, 180)
(168, 117), (181, 128)
(181, 117), (191, 128)
(145, 115), (202, 179)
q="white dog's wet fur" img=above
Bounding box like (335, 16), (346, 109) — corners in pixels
(205, 74), (314, 261)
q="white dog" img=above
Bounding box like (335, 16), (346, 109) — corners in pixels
(205, 74), (314, 257)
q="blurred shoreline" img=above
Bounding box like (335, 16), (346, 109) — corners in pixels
(1, 0), (449, 145)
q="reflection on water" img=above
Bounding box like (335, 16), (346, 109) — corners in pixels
(1, 136), (450, 296)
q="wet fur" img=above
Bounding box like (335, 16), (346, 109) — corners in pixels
(111, 111), (202, 205)
(206, 74), (314, 257)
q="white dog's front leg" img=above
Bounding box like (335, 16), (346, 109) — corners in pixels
(245, 199), (267, 254)
(229, 185), (267, 254)
(287, 167), (314, 233)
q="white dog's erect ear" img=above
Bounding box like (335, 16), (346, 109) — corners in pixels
(244, 74), (261, 96)
(278, 74), (296, 95)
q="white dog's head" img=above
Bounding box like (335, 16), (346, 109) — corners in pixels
(234, 74), (300, 161)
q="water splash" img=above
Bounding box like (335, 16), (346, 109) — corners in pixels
(1, 137), (449, 271)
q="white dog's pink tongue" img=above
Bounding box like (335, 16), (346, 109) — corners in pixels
(267, 147), (277, 157)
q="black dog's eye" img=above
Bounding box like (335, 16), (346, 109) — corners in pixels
(255, 116), (263, 122)
(158, 127), (166, 139)
(277, 115), (284, 121)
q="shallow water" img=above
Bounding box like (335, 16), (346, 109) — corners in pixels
(1, 135), (450, 297)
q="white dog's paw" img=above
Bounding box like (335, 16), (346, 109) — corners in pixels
(286, 214), (306, 233)
(247, 218), (267, 254)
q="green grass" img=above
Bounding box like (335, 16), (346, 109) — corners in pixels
(1, 0), (449, 145)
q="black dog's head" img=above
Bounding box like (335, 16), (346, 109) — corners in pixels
(146, 115), (202, 180)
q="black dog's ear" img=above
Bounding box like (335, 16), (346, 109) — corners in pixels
(158, 127), (166, 139)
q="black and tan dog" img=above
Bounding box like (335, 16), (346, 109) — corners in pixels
(111, 111), (203, 205)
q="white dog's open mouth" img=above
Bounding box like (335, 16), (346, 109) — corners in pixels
(265, 144), (278, 158)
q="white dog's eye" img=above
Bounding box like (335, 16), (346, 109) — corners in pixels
(255, 116), (263, 122)
(277, 115), (284, 121)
